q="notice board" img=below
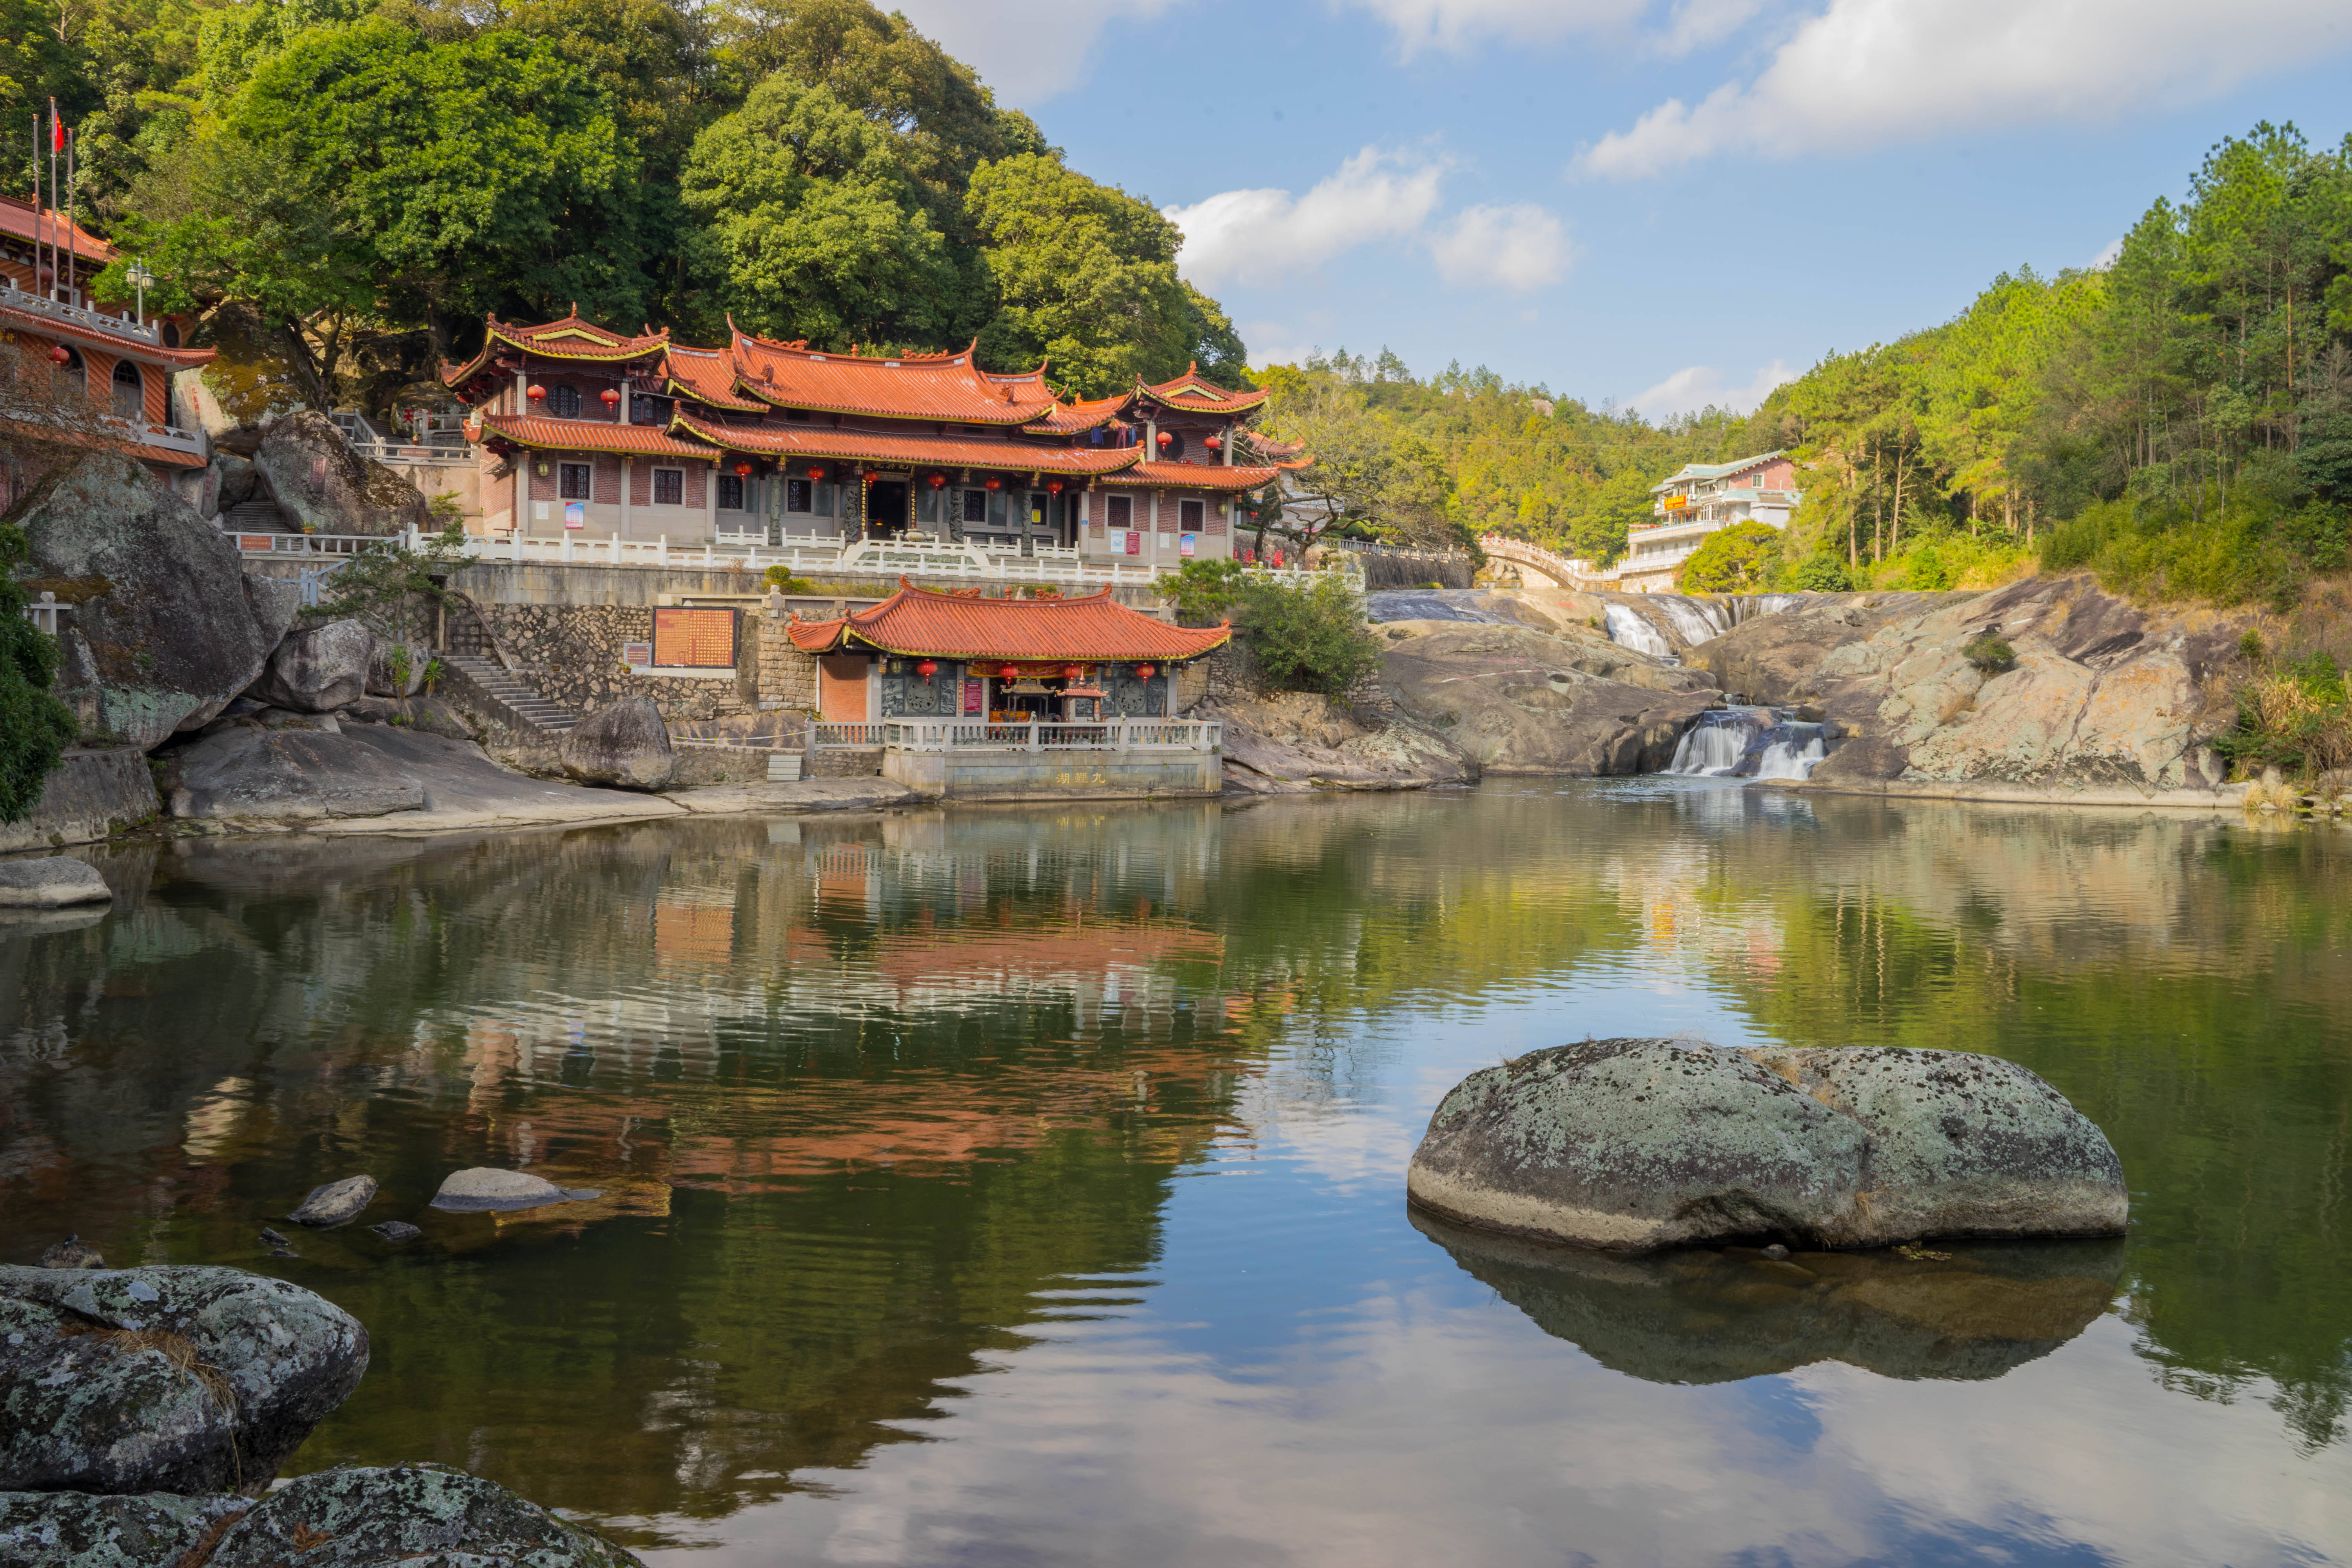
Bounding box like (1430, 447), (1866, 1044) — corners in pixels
(652, 606), (738, 669)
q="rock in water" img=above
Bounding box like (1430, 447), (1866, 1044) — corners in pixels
(36, 1236), (103, 1269)
(0, 1265), (368, 1494)
(430, 1169), (576, 1212)
(557, 698), (677, 791)
(160, 726), (428, 821)
(247, 621), (374, 713)
(204, 1464), (642, 1567)
(0, 1490), (249, 1568)
(367, 1221), (422, 1243)
(286, 1175), (377, 1228)
(1406, 1038), (2126, 1251)
(0, 858), (111, 909)
(10, 454), (295, 750)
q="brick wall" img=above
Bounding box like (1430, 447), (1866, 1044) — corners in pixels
(475, 602), (757, 723)
(759, 615), (819, 710)
(593, 452), (622, 503)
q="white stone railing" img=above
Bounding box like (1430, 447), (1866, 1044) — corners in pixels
(811, 722), (886, 748)
(1480, 534), (1619, 589)
(349, 437), (472, 467)
(880, 719), (1220, 753)
(224, 531), (392, 556)
(0, 280), (160, 345)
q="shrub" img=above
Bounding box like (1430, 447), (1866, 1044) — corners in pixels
(2213, 650), (2352, 778)
(2239, 628), (2267, 662)
(1962, 632), (2016, 674)
(2036, 492), (2352, 609)
(762, 566), (817, 593)
(1233, 572), (1382, 695)
(1790, 553), (1853, 592)
(1679, 521), (1782, 592)
(1165, 558), (1247, 624)
(0, 521), (79, 821)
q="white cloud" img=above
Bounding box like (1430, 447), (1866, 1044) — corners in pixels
(1653, 0), (1765, 55)
(1164, 148), (1447, 289)
(886, 0), (1177, 103)
(2091, 236), (2125, 269)
(1630, 359), (1794, 418)
(1584, 0), (2352, 178)
(1340, 0), (1650, 55)
(1429, 203), (1574, 291)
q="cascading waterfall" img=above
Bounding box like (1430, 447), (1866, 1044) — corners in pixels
(1666, 708), (1827, 780)
(1603, 603), (1673, 659)
(1645, 596), (1733, 647)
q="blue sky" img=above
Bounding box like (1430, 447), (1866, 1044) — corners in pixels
(894, 0), (2352, 419)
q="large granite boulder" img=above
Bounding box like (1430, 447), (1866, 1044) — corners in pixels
(1406, 1038), (2127, 1251)
(0, 748), (163, 855)
(205, 1464), (643, 1568)
(1412, 1209), (2123, 1384)
(1377, 620), (1719, 775)
(365, 637), (429, 699)
(250, 411), (430, 537)
(0, 856), (111, 908)
(8, 454), (299, 750)
(160, 726), (428, 820)
(1212, 690), (1473, 793)
(0, 1490), (247, 1568)
(558, 698), (676, 791)
(247, 620), (372, 713)
(0, 1265), (369, 1495)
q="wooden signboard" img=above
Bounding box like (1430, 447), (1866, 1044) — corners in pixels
(651, 607), (737, 669)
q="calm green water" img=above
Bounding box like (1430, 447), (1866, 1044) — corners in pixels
(3, 781), (2348, 1565)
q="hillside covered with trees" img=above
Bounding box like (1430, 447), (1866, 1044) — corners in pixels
(8, 0), (1246, 413)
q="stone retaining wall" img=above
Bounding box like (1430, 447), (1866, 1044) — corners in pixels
(470, 603), (759, 723)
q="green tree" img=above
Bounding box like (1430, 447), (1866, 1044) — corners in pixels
(1232, 572), (1381, 696)
(0, 520), (79, 822)
(1678, 520), (1782, 592)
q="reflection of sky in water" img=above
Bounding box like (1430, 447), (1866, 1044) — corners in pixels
(6, 783), (2348, 1566)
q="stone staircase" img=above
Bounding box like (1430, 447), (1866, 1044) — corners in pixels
(439, 654), (581, 733)
(767, 751), (803, 783)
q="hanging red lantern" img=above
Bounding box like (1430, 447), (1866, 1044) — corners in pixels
(526, 383), (546, 402)
(916, 659), (938, 678)
(927, 472), (947, 488)
(1156, 431), (1171, 448)
(983, 477), (1002, 491)
(1045, 479), (1064, 494)
(733, 461), (752, 477)
(1063, 664), (1084, 680)
(806, 464), (826, 479)
(1134, 664), (1156, 680)
(601, 387), (621, 408)
(48, 344), (71, 366)
(1205, 435), (1221, 451)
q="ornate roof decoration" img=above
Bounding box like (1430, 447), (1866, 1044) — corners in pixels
(787, 580), (1232, 661)
(726, 328), (1059, 425)
(441, 311), (670, 392)
(1137, 362), (1269, 414)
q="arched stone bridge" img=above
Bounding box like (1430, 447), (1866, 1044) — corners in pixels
(1479, 535), (1615, 592)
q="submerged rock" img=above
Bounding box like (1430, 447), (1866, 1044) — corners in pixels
(0, 1265), (368, 1495)
(0, 858), (113, 909)
(430, 1169), (597, 1212)
(1406, 1038), (2126, 1251)
(205, 1463), (642, 1568)
(0, 1489), (247, 1568)
(285, 1176), (377, 1229)
(557, 699), (676, 792)
(1413, 1209), (2123, 1384)
(36, 1236), (104, 1269)
(367, 1221), (421, 1244)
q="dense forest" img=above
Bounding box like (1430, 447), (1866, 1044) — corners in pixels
(5, 0), (1246, 413)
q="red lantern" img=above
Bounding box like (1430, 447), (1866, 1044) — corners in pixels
(984, 477), (1002, 491)
(1134, 664), (1156, 680)
(916, 659), (938, 678)
(733, 462), (752, 477)
(601, 387), (621, 408)
(526, 383), (546, 402)
(1205, 435), (1221, 451)
(1045, 479), (1063, 494)
(1063, 664), (1084, 680)
(1156, 431), (1171, 448)
(48, 344), (70, 366)
(927, 472), (947, 488)
(806, 464), (826, 479)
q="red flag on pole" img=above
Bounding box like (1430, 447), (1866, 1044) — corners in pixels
(51, 104), (63, 152)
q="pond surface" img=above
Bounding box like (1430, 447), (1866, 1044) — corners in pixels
(4, 780), (2348, 1566)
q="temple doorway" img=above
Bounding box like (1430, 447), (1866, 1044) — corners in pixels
(867, 480), (909, 538)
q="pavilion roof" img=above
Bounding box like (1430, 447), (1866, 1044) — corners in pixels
(658, 345), (766, 412)
(441, 312), (670, 391)
(0, 299), (215, 370)
(787, 581), (1232, 661)
(727, 328), (1060, 425)
(670, 412), (1142, 475)
(1022, 394), (1129, 436)
(476, 412), (713, 459)
(1137, 363), (1269, 415)
(1096, 460), (1286, 492)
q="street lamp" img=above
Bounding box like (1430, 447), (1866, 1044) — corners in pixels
(125, 261), (153, 327)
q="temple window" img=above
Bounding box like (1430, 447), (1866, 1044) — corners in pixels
(1107, 495), (1132, 529)
(786, 478), (813, 513)
(559, 463), (591, 500)
(111, 360), (142, 420)
(717, 474), (745, 510)
(549, 384), (583, 417)
(961, 490), (985, 523)
(653, 468), (684, 505)
(1179, 499), (1204, 531)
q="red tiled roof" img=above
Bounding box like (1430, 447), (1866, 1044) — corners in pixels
(442, 312), (669, 390)
(0, 301), (215, 368)
(729, 329), (1059, 425)
(788, 581), (1231, 661)
(476, 412), (715, 459)
(659, 346), (765, 412)
(1138, 363), (1268, 414)
(1097, 461), (1283, 492)
(0, 195), (116, 263)
(1022, 394), (1129, 435)
(670, 412), (1143, 475)
(0, 412), (209, 468)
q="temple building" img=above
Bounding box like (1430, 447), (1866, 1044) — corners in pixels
(1621, 450), (1801, 593)
(442, 311), (1289, 565)
(0, 193), (214, 502)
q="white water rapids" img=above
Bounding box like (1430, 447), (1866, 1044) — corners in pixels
(1667, 708), (1826, 780)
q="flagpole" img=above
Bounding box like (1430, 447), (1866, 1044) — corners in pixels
(47, 100), (59, 304)
(64, 123), (75, 305)
(30, 113), (43, 303)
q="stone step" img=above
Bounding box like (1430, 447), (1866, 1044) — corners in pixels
(767, 753), (803, 783)
(441, 655), (580, 732)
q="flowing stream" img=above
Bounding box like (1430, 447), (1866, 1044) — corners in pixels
(1668, 706), (1827, 779)
(4, 789), (2347, 1565)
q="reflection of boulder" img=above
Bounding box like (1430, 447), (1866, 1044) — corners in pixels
(1412, 1208), (2122, 1384)
(11, 454), (298, 750)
